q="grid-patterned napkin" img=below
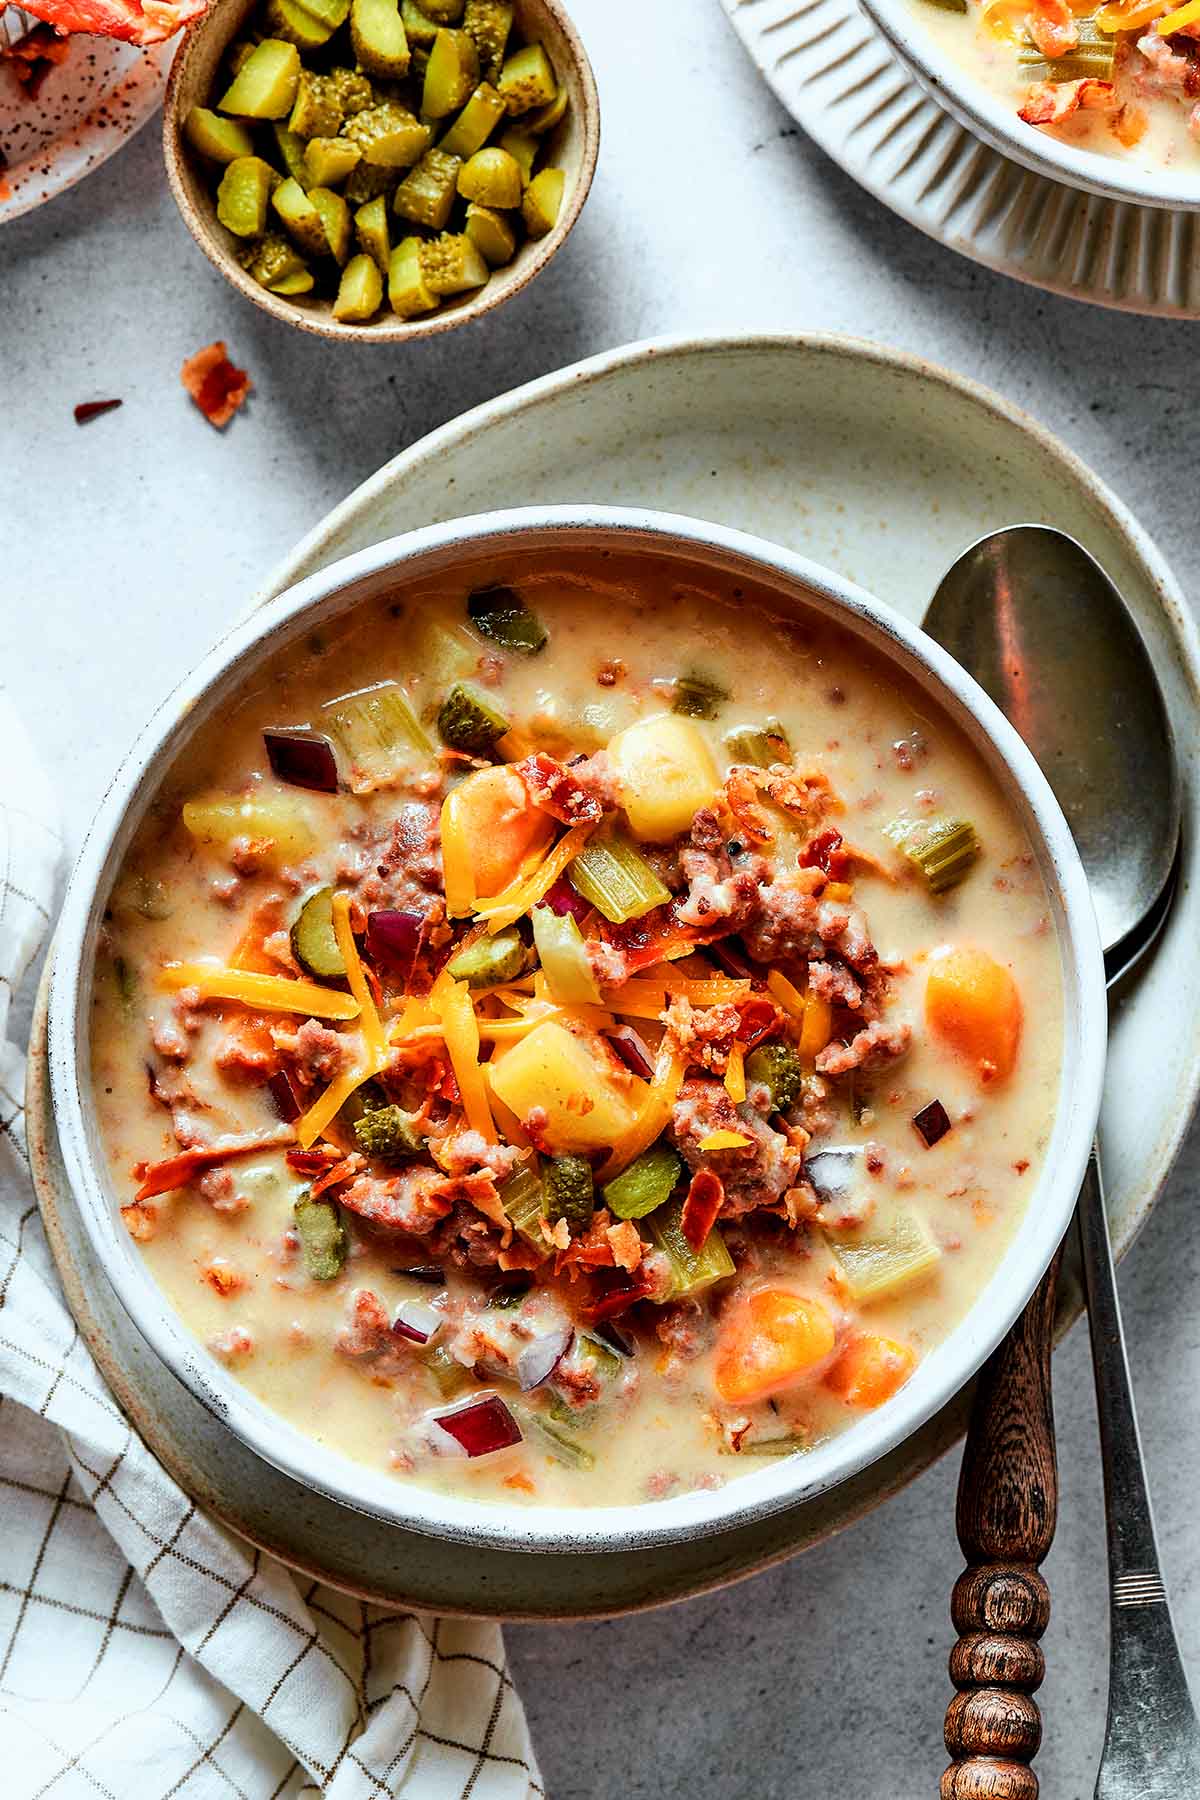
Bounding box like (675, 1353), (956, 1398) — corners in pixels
(0, 694), (542, 1799)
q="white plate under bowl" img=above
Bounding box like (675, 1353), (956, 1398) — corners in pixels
(32, 332), (1200, 1615)
(0, 23), (170, 224)
(720, 0), (1200, 316)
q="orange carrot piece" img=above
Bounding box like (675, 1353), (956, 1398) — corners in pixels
(925, 946), (1022, 1085)
(825, 1333), (917, 1408)
(714, 1287), (835, 1404)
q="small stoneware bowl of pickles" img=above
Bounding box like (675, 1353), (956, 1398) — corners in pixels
(162, 0), (599, 338)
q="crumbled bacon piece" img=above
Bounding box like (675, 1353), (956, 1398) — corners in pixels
(202, 1258), (244, 1296)
(311, 1153), (366, 1197)
(120, 1201), (158, 1242)
(1019, 77), (1116, 125)
(516, 751), (606, 826)
(74, 398), (122, 425)
(680, 1170), (724, 1252)
(181, 341), (252, 429)
(132, 1127), (295, 1200)
(1025, 0), (1078, 59)
(800, 828), (850, 878)
(18, 0), (207, 44)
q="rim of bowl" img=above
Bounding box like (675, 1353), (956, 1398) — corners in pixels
(161, 0), (600, 342)
(858, 0), (1200, 212)
(48, 505), (1107, 1554)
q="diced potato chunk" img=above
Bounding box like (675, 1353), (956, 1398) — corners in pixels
(607, 713), (720, 842)
(181, 793), (317, 864)
(824, 1204), (941, 1303)
(488, 1021), (646, 1152)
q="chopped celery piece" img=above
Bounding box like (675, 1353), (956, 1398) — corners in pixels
(272, 176), (328, 256)
(420, 231), (489, 292)
(526, 83), (567, 134)
(465, 201), (516, 265)
(345, 160), (400, 204)
(567, 833), (672, 924)
(185, 106), (255, 163)
(294, 1193), (348, 1280)
(439, 80), (506, 156)
(724, 719), (790, 766)
(672, 669), (729, 721)
(333, 251), (384, 320)
(424, 1343), (474, 1396)
(647, 1198), (736, 1299)
(438, 680), (510, 751)
(351, 0), (410, 76)
(497, 40), (556, 114)
(1018, 15), (1114, 78)
(498, 1162), (547, 1253)
(264, 0), (337, 49)
(290, 886), (345, 979)
(423, 26), (479, 118)
(401, 0), (439, 43)
(543, 1153), (594, 1233)
(271, 121), (309, 181)
(388, 235), (438, 317)
(898, 817), (980, 895)
(238, 231), (311, 290)
(355, 194), (392, 269)
(463, 0), (512, 79)
(514, 1404), (595, 1469)
(216, 156), (279, 235)
(288, 69), (343, 138)
(311, 186), (352, 263)
(824, 1203), (941, 1302)
(446, 923), (527, 988)
(602, 1143), (683, 1221)
(353, 1103), (424, 1162)
(218, 39), (301, 119)
(343, 101), (430, 166)
(457, 144), (522, 207)
(497, 126), (536, 182)
(393, 147), (461, 228)
(467, 584), (548, 653)
(521, 165), (563, 238)
(745, 1041), (805, 1113)
(321, 682), (433, 791)
(304, 135), (362, 186)
(531, 907), (602, 1006)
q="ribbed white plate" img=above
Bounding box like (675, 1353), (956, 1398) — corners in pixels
(721, 0), (1200, 316)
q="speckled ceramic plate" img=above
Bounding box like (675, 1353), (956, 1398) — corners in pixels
(33, 333), (1200, 1616)
(720, 0), (1200, 316)
(0, 19), (170, 224)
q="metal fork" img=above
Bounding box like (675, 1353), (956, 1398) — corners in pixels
(1080, 1148), (1200, 1796)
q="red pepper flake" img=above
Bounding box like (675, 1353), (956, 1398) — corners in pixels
(1014, 1158), (1030, 1175)
(74, 398), (123, 425)
(181, 341), (252, 429)
(733, 995), (779, 1049)
(680, 1169), (724, 1252)
(912, 1099), (951, 1148)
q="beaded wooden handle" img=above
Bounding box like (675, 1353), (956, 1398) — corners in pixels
(941, 1245), (1063, 1800)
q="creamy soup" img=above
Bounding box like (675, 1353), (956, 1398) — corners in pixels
(910, 0), (1200, 174)
(90, 549), (1063, 1510)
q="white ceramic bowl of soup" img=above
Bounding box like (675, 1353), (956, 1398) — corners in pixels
(48, 506), (1106, 1554)
(857, 0), (1200, 210)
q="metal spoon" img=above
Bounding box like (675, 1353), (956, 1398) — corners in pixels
(926, 525), (1195, 1798)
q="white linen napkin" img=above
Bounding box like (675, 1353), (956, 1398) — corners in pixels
(0, 693), (542, 1800)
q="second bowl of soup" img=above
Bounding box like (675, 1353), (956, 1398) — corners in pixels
(50, 508), (1105, 1552)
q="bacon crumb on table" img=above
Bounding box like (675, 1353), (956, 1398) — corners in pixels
(181, 342), (252, 429)
(74, 399), (122, 425)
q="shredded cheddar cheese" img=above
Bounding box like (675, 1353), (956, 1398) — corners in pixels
(331, 891), (385, 1064)
(440, 792), (478, 918)
(296, 1061), (376, 1150)
(473, 823), (596, 933)
(799, 991), (834, 1058)
(157, 963), (361, 1021)
(725, 1042), (746, 1104)
(1155, 0), (1200, 28)
(698, 1129), (752, 1151)
(765, 968), (807, 1021)
(602, 1042), (687, 1179)
(432, 971), (497, 1141)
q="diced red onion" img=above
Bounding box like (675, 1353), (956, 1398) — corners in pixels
(267, 1070), (301, 1123)
(605, 1025), (654, 1081)
(804, 1146), (861, 1200)
(708, 936), (752, 979)
(263, 729), (339, 794)
(912, 1099), (952, 1148)
(432, 1392), (523, 1458)
(367, 909), (424, 979)
(543, 875), (591, 923)
(516, 1326), (573, 1392)
(392, 1298), (445, 1345)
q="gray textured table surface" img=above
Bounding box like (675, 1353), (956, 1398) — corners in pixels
(4, 1), (1199, 1794)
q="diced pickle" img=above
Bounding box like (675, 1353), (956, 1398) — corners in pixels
(226, 38), (258, 77)
(290, 0), (351, 27)
(424, 1342), (475, 1396)
(525, 82), (567, 134)
(354, 193), (392, 268)
(290, 885), (346, 978)
(543, 1153), (594, 1234)
(497, 41), (556, 115)
(333, 250), (384, 320)
(272, 175), (330, 256)
(263, 0), (337, 50)
(463, 0), (512, 80)
(311, 185), (352, 261)
(446, 923), (527, 988)
(294, 1193), (348, 1280)
(602, 1143), (683, 1221)
(328, 64), (374, 114)
(344, 159), (400, 204)
(422, 26), (479, 118)
(350, 0), (410, 75)
(438, 680), (510, 751)
(388, 235), (438, 317)
(269, 267), (315, 294)
(400, 0), (439, 43)
(498, 1163), (548, 1255)
(898, 817), (980, 894)
(513, 1404), (595, 1470)
(343, 100), (431, 166)
(672, 669), (729, 721)
(724, 719), (790, 766)
(393, 146), (461, 227)
(304, 135), (361, 185)
(218, 39), (301, 119)
(238, 231), (312, 290)
(467, 584), (547, 653)
(217, 155), (280, 235)
(521, 165), (563, 238)
(464, 200), (516, 265)
(184, 106), (255, 163)
(420, 0), (464, 16)
(271, 120), (309, 181)
(457, 144), (522, 207)
(496, 125), (536, 182)
(420, 232), (489, 292)
(288, 69), (344, 137)
(354, 1103), (424, 1161)
(745, 1041), (805, 1113)
(438, 80), (506, 156)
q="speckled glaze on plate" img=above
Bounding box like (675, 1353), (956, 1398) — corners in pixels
(34, 333), (1200, 1616)
(720, 0), (1200, 316)
(0, 26), (170, 224)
